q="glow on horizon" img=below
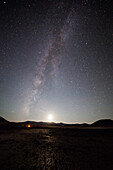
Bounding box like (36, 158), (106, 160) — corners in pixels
(47, 114), (54, 122)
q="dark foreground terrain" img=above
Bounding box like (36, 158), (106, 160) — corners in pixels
(0, 127), (113, 170)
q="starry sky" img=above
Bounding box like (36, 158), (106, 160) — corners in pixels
(0, 0), (113, 123)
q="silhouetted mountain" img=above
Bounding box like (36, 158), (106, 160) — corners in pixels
(91, 119), (113, 127)
(0, 116), (113, 128)
(0, 116), (9, 124)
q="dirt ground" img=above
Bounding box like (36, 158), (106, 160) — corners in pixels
(0, 127), (113, 170)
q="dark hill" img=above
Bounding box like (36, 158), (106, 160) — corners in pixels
(0, 116), (9, 124)
(91, 119), (113, 127)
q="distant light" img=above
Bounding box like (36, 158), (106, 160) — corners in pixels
(48, 114), (53, 122)
(27, 124), (31, 128)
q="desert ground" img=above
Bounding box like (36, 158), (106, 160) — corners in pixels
(0, 127), (113, 170)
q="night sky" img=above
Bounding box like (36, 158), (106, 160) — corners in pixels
(0, 0), (113, 123)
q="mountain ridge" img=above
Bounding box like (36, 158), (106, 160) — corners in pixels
(0, 116), (113, 128)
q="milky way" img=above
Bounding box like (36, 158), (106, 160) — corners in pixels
(25, 6), (76, 116)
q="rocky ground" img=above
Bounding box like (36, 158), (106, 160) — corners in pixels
(0, 127), (113, 170)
